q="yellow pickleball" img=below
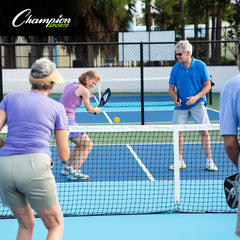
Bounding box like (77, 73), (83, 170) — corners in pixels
(114, 117), (120, 123)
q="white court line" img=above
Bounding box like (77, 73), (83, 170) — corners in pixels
(93, 95), (99, 105)
(126, 144), (155, 182)
(94, 95), (154, 180)
(103, 112), (113, 124)
(93, 95), (113, 124)
(206, 107), (220, 113)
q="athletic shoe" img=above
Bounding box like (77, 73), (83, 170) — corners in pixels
(61, 166), (71, 175)
(68, 170), (89, 180)
(205, 159), (218, 171)
(169, 161), (187, 170)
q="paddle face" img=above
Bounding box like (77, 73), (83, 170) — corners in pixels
(224, 173), (239, 209)
(93, 88), (111, 115)
(98, 88), (111, 107)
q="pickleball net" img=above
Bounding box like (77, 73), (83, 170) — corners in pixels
(0, 124), (237, 217)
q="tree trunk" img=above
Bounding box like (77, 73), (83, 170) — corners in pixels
(180, 0), (185, 40)
(194, 16), (199, 58)
(215, 1), (222, 65)
(145, 1), (151, 31)
(211, 9), (216, 65)
(205, 0), (210, 65)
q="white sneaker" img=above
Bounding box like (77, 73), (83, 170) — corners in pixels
(205, 159), (218, 171)
(169, 161), (187, 170)
(61, 166), (72, 175)
(68, 169), (89, 180)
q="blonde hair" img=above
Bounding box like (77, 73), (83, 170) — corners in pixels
(79, 70), (100, 85)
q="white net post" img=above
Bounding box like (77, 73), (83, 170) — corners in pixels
(173, 127), (181, 205)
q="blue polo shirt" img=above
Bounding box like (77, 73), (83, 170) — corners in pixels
(220, 72), (240, 136)
(169, 57), (210, 109)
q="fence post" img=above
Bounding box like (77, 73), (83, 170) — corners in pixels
(140, 42), (144, 125)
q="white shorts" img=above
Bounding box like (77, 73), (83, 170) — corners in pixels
(172, 102), (210, 124)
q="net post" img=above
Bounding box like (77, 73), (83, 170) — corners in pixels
(140, 42), (144, 125)
(173, 127), (181, 205)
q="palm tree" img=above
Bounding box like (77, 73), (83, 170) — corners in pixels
(215, 0), (230, 65)
(186, 0), (206, 58)
(61, 0), (136, 67)
(145, 0), (152, 31)
(1, 0), (135, 68)
(152, 0), (179, 31)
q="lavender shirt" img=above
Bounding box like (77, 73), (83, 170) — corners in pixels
(0, 91), (68, 157)
(60, 82), (83, 119)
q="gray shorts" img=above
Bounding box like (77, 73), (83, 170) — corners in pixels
(0, 153), (58, 210)
(172, 102), (210, 124)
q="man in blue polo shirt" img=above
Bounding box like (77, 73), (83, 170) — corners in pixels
(168, 40), (218, 171)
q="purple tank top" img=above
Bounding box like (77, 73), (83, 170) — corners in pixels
(60, 82), (83, 119)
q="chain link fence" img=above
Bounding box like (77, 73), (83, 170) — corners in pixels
(0, 40), (239, 124)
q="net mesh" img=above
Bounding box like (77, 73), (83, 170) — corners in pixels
(0, 124), (237, 217)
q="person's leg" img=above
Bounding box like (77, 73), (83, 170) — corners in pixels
(70, 134), (93, 170)
(199, 130), (211, 160)
(169, 109), (190, 170)
(62, 133), (93, 177)
(11, 204), (35, 240)
(201, 131), (218, 170)
(178, 131), (184, 162)
(35, 203), (64, 240)
(172, 109), (190, 160)
(191, 102), (218, 170)
(66, 134), (93, 180)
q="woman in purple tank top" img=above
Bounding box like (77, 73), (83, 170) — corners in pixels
(60, 70), (101, 180)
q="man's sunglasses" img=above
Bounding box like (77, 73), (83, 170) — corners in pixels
(175, 53), (183, 56)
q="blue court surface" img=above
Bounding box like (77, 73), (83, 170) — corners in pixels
(0, 212), (238, 240)
(53, 95), (219, 124)
(47, 141), (237, 215)
(51, 141), (232, 183)
(0, 95), (226, 239)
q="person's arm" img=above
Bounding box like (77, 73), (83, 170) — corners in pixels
(0, 110), (7, 147)
(223, 135), (239, 169)
(169, 85), (181, 107)
(186, 80), (211, 105)
(55, 129), (70, 162)
(77, 87), (101, 114)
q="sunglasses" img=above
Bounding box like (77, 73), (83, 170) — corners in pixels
(175, 53), (183, 56)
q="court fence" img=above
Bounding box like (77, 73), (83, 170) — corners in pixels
(0, 40), (239, 124)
